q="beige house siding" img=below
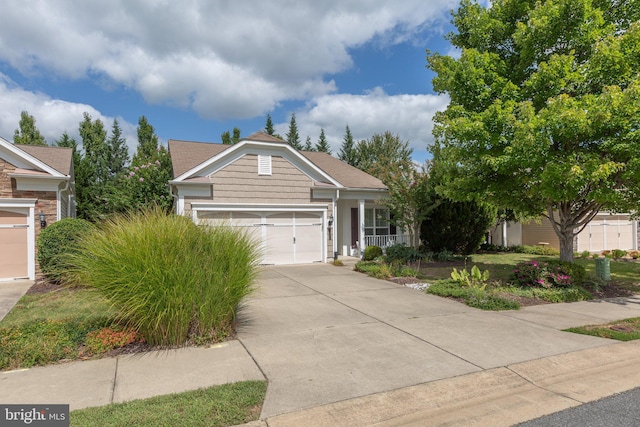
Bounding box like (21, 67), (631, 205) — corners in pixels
(210, 155), (314, 204)
(521, 218), (560, 250)
(1, 156), (58, 277)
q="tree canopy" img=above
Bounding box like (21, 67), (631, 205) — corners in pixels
(315, 128), (331, 153)
(338, 125), (357, 166)
(428, 0), (640, 261)
(14, 111), (47, 146)
(286, 113), (302, 150)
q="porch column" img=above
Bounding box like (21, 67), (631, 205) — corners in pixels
(358, 199), (365, 256)
(502, 221), (508, 247)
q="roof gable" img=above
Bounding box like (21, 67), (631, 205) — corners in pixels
(168, 136), (386, 191)
(0, 137), (70, 177)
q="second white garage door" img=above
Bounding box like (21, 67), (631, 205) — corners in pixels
(577, 215), (636, 252)
(199, 211), (323, 265)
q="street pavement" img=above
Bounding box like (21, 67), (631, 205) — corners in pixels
(517, 386), (640, 427)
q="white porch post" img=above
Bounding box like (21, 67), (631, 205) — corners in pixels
(502, 221), (508, 247)
(358, 199), (365, 256)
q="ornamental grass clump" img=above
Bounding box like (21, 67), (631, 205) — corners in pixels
(64, 208), (260, 346)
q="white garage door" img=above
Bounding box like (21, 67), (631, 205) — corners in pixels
(198, 211), (323, 265)
(0, 209), (29, 280)
(577, 215), (635, 252)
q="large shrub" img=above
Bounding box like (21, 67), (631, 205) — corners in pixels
(385, 243), (422, 264)
(509, 260), (586, 289)
(36, 218), (94, 283)
(64, 208), (260, 346)
(363, 245), (383, 261)
(420, 198), (495, 255)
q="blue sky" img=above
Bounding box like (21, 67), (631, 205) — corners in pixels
(0, 1), (460, 164)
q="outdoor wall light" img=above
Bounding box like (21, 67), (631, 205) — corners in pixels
(328, 214), (334, 228)
(39, 211), (47, 228)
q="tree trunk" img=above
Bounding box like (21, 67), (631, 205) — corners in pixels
(558, 231), (574, 262)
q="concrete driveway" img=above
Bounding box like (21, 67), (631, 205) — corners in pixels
(236, 264), (628, 418)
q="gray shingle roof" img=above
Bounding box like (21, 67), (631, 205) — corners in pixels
(168, 138), (386, 190)
(301, 151), (386, 190)
(17, 144), (73, 175)
(168, 140), (231, 178)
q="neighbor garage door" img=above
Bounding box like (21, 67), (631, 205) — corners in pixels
(198, 211), (323, 265)
(0, 209), (29, 280)
(577, 215), (635, 252)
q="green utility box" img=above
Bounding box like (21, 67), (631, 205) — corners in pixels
(595, 257), (611, 281)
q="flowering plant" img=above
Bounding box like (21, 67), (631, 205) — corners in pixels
(509, 261), (574, 288)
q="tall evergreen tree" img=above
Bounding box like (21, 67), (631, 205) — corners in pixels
(286, 113), (302, 150)
(221, 131), (232, 145)
(13, 111), (46, 146)
(303, 136), (314, 151)
(265, 113), (275, 135)
(106, 119), (129, 178)
(315, 128), (331, 153)
(338, 125), (357, 166)
(232, 127), (241, 144)
(221, 127), (241, 145)
(133, 116), (159, 164)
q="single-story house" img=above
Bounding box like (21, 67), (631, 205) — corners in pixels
(0, 136), (75, 281)
(168, 131), (407, 265)
(490, 214), (640, 252)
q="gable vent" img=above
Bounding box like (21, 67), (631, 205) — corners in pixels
(258, 155), (272, 175)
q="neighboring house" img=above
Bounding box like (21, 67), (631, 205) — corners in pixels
(491, 214), (640, 252)
(0, 137), (75, 281)
(169, 131), (405, 265)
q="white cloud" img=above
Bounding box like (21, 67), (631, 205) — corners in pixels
(275, 87), (449, 162)
(0, 73), (138, 152)
(0, 0), (456, 119)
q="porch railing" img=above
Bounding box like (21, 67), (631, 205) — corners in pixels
(363, 234), (411, 249)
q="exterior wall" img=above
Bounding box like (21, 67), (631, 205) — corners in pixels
(183, 154), (335, 260)
(1, 157), (59, 277)
(210, 155), (315, 204)
(522, 218), (560, 249)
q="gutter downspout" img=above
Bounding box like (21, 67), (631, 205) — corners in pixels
(333, 189), (339, 258)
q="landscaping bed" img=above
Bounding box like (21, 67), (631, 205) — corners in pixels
(355, 251), (640, 311)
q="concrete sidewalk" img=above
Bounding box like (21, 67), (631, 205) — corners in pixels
(0, 342), (265, 410)
(0, 280), (32, 321)
(2, 265), (640, 426)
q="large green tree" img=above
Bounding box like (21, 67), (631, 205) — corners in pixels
(354, 131), (414, 181)
(380, 165), (433, 249)
(315, 128), (331, 153)
(428, 0), (640, 261)
(132, 116), (159, 164)
(106, 119), (129, 177)
(338, 125), (357, 166)
(286, 113), (302, 150)
(14, 111), (46, 146)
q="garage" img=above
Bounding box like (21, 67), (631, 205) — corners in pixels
(577, 215), (637, 252)
(0, 208), (30, 280)
(197, 210), (324, 265)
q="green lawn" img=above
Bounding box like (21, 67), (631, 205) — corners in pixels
(565, 317), (640, 341)
(70, 381), (267, 427)
(0, 288), (115, 327)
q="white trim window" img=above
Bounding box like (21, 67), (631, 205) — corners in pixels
(258, 155), (272, 175)
(365, 208), (389, 237)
